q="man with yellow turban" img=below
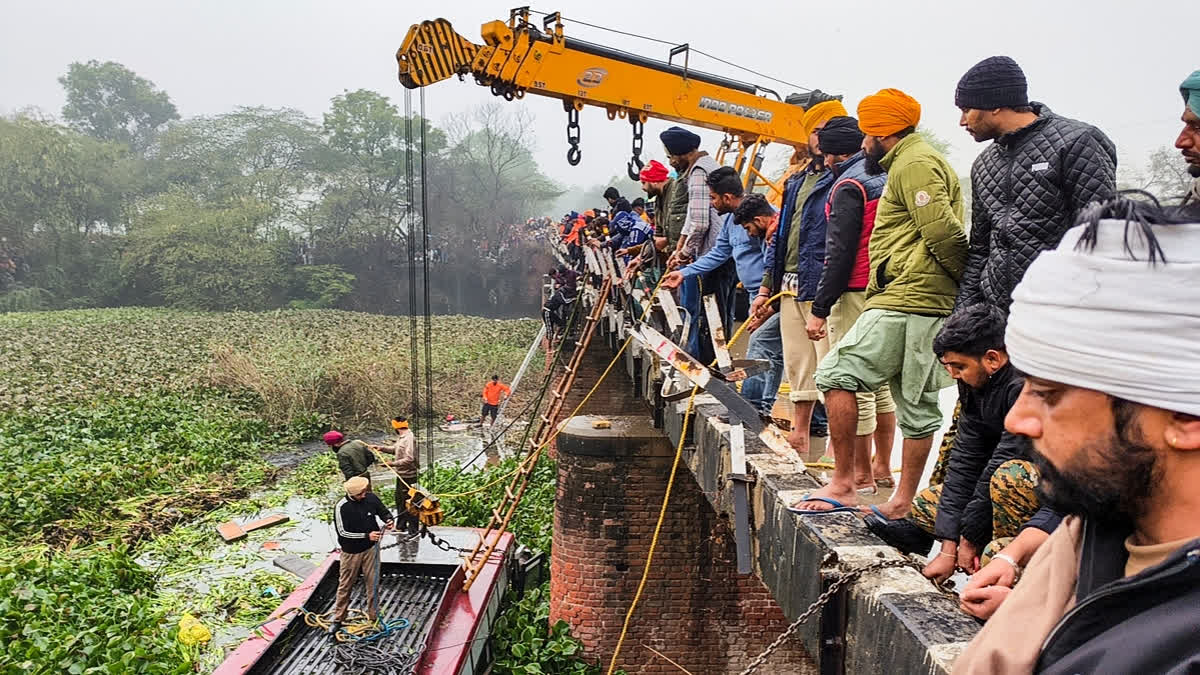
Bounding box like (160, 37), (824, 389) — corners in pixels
(795, 88), (968, 518)
(755, 97), (847, 457)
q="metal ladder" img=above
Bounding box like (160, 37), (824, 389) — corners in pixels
(461, 277), (613, 590)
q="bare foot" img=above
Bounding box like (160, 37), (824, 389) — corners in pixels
(787, 427), (810, 456)
(853, 472), (876, 493)
(859, 498), (911, 519)
(872, 462), (894, 487)
(790, 484), (858, 512)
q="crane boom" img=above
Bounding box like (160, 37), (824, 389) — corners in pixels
(396, 8), (840, 184)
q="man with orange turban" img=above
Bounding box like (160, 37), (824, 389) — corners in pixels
(756, 96), (846, 456)
(794, 88), (968, 519)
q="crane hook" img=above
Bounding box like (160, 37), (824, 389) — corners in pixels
(565, 106), (582, 166)
(626, 117), (645, 180)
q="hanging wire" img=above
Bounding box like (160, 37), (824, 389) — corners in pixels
(419, 88), (436, 490)
(526, 10), (812, 92)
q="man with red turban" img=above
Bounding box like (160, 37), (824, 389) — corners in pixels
(325, 430), (379, 485)
(794, 89), (968, 520)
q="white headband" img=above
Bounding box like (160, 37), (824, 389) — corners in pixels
(1006, 219), (1200, 417)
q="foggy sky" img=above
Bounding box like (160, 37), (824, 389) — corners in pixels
(2, 0), (1194, 191)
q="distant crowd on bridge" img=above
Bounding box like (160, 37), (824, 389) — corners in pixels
(544, 58), (1200, 673)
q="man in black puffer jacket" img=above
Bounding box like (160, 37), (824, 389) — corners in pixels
(954, 56), (1116, 312)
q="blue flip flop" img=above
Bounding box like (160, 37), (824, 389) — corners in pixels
(787, 495), (859, 515)
(868, 504), (905, 521)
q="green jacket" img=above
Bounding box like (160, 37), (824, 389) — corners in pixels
(337, 439), (375, 480)
(866, 133), (968, 316)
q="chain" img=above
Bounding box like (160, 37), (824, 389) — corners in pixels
(740, 557), (947, 675)
(425, 528), (474, 554)
(566, 106), (582, 165)
(378, 528), (472, 554)
(626, 117), (645, 180)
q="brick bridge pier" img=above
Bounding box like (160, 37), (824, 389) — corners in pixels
(543, 286), (979, 674)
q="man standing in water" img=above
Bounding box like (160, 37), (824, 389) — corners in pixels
(481, 375), (510, 425)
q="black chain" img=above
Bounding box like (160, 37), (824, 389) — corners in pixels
(425, 528), (474, 554)
(380, 528), (472, 554)
(626, 117), (645, 180)
(740, 556), (952, 674)
(566, 106), (582, 165)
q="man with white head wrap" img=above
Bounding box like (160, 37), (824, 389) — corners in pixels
(952, 197), (1200, 674)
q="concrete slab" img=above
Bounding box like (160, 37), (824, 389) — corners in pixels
(272, 553), (317, 579)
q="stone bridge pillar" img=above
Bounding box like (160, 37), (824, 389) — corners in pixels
(549, 415), (816, 674)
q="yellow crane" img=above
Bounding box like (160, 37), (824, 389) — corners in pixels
(395, 7), (841, 190)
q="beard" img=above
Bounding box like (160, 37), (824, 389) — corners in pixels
(1188, 163), (1200, 178)
(1029, 402), (1161, 528)
(864, 149), (885, 176)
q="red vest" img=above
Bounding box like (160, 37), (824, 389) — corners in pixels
(824, 178), (878, 291)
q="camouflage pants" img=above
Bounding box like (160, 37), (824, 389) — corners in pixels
(928, 401), (961, 486)
(911, 459), (1040, 564)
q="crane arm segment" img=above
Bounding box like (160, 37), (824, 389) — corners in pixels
(397, 11), (811, 146)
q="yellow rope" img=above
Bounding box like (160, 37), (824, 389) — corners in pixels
(604, 289), (797, 673)
(723, 290), (796, 352)
(606, 385), (698, 675)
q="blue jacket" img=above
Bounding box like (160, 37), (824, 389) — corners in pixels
(605, 210), (639, 251)
(764, 166), (835, 301)
(681, 213), (765, 295)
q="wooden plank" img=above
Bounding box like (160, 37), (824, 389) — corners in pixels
(634, 325), (712, 389)
(703, 295), (732, 370)
(217, 521), (247, 543)
(243, 514), (290, 533)
(729, 423), (753, 574)
(583, 247), (602, 276)
(730, 423), (747, 475)
(655, 289), (683, 332)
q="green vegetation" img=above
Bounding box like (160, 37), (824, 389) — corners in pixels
(492, 584), (607, 675)
(0, 545), (190, 674)
(0, 307), (554, 673)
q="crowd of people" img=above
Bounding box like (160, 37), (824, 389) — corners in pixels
(546, 58), (1200, 671)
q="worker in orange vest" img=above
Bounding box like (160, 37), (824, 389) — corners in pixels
(481, 375), (511, 425)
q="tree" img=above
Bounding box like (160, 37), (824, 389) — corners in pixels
(1119, 147), (1195, 204)
(918, 125), (954, 159)
(59, 60), (179, 153)
(154, 106), (321, 218)
(314, 90), (444, 249)
(443, 104), (562, 243)
(0, 116), (133, 304)
(122, 191), (291, 310)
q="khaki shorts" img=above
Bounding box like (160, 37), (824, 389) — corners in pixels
(781, 298), (829, 402)
(827, 291), (896, 436)
(815, 308), (950, 439)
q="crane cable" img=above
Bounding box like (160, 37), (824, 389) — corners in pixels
(401, 88), (439, 493)
(526, 9), (812, 93)
(419, 88), (436, 492)
(605, 289), (796, 675)
(374, 265), (668, 500)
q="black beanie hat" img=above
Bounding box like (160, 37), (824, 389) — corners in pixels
(817, 116), (865, 155)
(955, 56), (1029, 110)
